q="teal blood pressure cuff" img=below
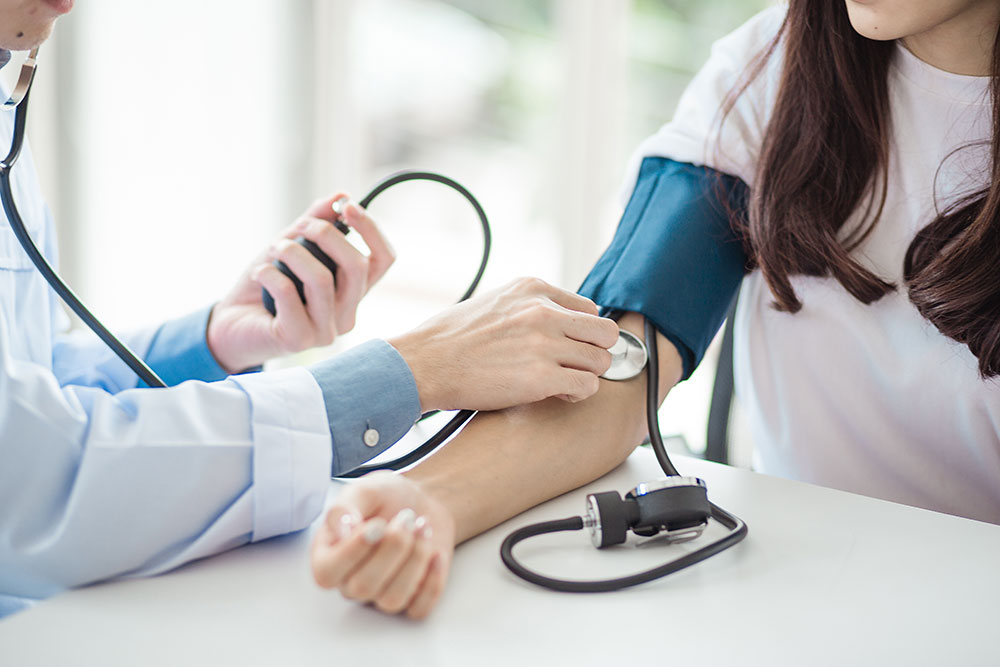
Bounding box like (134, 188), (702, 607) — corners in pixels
(578, 157), (749, 380)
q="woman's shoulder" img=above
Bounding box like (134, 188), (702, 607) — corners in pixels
(629, 5), (788, 186)
(699, 4), (789, 118)
(715, 4), (788, 59)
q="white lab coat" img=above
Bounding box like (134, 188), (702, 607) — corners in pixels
(0, 111), (333, 609)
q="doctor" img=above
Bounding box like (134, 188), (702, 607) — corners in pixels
(0, 1), (620, 616)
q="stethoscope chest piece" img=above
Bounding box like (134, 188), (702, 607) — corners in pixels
(601, 329), (648, 381)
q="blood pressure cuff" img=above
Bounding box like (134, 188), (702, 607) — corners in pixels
(578, 157), (749, 381)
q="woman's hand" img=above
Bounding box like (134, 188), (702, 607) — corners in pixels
(311, 473), (456, 620)
(206, 195), (396, 373)
(389, 277), (620, 412)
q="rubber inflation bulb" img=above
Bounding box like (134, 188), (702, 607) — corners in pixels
(262, 200), (350, 316)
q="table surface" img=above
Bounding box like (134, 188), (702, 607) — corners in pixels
(1, 447), (998, 666)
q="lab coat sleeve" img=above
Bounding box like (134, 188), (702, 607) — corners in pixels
(0, 322), (333, 599)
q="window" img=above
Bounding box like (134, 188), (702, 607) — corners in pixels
(30, 0), (770, 459)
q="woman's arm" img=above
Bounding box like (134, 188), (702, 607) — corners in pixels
(310, 311), (682, 617)
(310, 158), (749, 617)
(408, 312), (680, 542)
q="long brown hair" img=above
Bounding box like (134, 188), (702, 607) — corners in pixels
(731, 1), (1000, 377)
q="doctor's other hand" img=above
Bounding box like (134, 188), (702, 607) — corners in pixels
(388, 277), (619, 412)
(311, 473), (455, 620)
(206, 195), (395, 373)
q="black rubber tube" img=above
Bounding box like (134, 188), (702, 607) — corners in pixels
(337, 409), (476, 478)
(358, 171), (491, 304)
(3, 97), (492, 408)
(335, 171), (492, 477)
(2, 87), (167, 388)
(499, 318), (748, 592)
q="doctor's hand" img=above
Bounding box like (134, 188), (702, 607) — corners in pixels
(206, 195), (395, 373)
(311, 473), (455, 620)
(388, 277), (619, 412)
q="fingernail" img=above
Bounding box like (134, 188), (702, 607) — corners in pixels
(337, 513), (357, 541)
(331, 196), (349, 217)
(415, 516), (432, 540)
(391, 508), (417, 532)
(363, 517), (387, 544)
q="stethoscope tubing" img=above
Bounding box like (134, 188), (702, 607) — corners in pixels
(2, 74), (493, 476)
(499, 501), (746, 593)
(1, 74), (493, 433)
(336, 170), (493, 477)
(498, 319), (748, 592)
(357, 170), (491, 304)
(2, 85), (168, 388)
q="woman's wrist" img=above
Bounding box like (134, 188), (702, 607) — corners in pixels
(401, 468), (467, 545)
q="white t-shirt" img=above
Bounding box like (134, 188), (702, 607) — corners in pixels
(626, 5), (1000, 524)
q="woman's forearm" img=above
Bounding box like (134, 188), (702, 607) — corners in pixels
(403, 312), (683, 543)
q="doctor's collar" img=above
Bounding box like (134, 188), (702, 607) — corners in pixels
(0, 50), (9, 70)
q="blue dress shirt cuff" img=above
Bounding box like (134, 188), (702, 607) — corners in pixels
(143, 305), (231, 387)
(308, 339), (421, 476)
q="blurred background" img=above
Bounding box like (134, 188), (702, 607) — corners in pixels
(25, 0), (771, 459)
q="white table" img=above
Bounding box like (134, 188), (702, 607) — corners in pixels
(1, 447), (998, 666)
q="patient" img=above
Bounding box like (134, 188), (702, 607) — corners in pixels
(312, 0), (1000, 618)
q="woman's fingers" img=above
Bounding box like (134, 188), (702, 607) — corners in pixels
(340, 509), (419, 603)
(373, 519), (436, 614)
(311, 516), (386, 590)
(314, 507), (446, 617)
(405, 554), (449, 620)
(311, 474), (456, 619)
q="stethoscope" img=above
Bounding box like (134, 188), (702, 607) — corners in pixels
(500, 318), (748, 592)
(1, 49), (747, 593)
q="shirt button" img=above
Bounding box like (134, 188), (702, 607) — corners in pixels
(363, 428), (380, 448)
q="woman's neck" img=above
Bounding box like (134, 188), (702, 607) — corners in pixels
(902, 2), (1000, 76)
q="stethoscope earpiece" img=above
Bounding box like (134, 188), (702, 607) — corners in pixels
(1, 48), (38, 110)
